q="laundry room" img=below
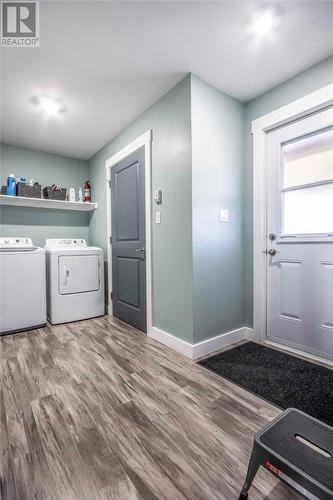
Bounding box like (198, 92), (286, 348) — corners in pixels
(1, 2), (333, 499)
(0, 141), (104, 332)
(1, 143), (91, 246)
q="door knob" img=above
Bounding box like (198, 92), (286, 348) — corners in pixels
(267, 248), (278, 256)
(135, 247), (146, 254)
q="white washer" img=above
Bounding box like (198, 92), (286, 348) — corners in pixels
(0, 237), (47, 335)
(45, 239), (104, 324)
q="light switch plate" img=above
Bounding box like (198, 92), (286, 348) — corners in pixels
(156, 211), (161, 224)
(219, 208), (229, 222)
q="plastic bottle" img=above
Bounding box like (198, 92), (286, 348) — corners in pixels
(78, 187), (83, 202)
(68, 188), (75, 202)
(6, 174), (16, 196)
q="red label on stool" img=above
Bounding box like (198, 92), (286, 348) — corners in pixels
(265, 460), (280, 475)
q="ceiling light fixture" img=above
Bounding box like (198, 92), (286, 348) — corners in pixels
(246, 6), (282, 39)
(31, 95), (66, 115)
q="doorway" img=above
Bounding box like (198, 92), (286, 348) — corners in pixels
(252, 84), (333, 364)
(105, 130), (153, 334)
(266, 108), (333, 361)
(111, 147), (146, 331)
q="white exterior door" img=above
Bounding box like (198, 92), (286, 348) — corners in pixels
(266, 107), (333, 361)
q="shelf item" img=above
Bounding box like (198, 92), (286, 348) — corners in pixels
(43, 186), (67, 200)
(0, 195), (97, 212)
(17, 182), (42, 198)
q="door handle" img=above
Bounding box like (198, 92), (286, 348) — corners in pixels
(267, 248), (279, 256)
(62, 265), (69, 285)
(135, 247), (146, 257)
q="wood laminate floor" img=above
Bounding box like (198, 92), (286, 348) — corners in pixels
(0, 316), (301, 500)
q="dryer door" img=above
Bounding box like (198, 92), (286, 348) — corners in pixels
(59, 254), (100, 295)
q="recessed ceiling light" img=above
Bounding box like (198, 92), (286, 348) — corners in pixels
(246, 6), (282, 39)
(31, 95), (66, 115)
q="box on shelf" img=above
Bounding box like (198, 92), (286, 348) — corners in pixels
(43, 186), (67, 200)
(17, 182), (42, 198)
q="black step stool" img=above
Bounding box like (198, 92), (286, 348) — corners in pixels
(239, 408), (333, 499)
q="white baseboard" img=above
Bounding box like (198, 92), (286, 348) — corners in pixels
(148, 326), (254, 360)
(247, 328), (260, 342)
(192, 327), (253, 360)
(148, 327), (194, 358)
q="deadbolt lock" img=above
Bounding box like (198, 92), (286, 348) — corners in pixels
(269, 232), (276, 241)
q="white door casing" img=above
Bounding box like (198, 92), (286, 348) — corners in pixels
(252, 83), (333, 362)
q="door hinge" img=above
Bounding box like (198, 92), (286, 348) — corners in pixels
(111, 292), (113, 300)
(109, 236), (112, 244)
(108, 180), (111, 188)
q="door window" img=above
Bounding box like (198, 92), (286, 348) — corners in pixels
(281, 127), (333, 236)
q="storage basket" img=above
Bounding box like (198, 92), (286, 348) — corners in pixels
(43, 186), (67, 200)
(17, 182), (42, 198)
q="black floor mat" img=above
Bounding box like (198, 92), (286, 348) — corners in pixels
(199, 342), (333, 427)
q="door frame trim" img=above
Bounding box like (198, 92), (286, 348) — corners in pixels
(105, 130), (153, 333)
(252, 83), (333, 344)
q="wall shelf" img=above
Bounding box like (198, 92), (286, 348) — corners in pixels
(0, 195), (97, 212)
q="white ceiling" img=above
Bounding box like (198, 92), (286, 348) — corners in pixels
(1, 0), (333, 159)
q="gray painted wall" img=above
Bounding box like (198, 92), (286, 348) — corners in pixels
(191, 75), (244, 343)
(88, 75), (193, 342)
(243, 55), (333, 327)
(0, 144), (90, 246)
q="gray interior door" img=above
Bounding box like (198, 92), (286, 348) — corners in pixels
(111, 147), (146, 332)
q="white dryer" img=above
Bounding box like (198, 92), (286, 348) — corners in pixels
(45, 239), (104, 324)
(0, 237), (46, 335)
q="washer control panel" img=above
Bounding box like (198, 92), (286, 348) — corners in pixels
(0, 237), (33, 248)
(45, 239), (87, 248)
